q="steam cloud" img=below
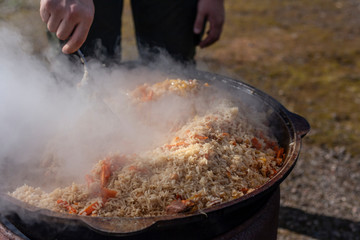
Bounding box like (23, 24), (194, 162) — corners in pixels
(0, 26), (202, 190)
(0, 27), (102, 188)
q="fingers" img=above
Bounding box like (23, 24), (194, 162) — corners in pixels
(198, 17), (223, 48)
(39, 0), (51, 22)
(61, 7), (93, 54)
(56, 19), (76, 40)
(40, 7), (50, 23)
(47, 14), (63, 33)
(62, 22), (90, 54)
(195, 0), (225, 48)
(193, 10), (206, 35)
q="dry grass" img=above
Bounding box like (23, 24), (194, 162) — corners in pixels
(196, 0), (360, 155)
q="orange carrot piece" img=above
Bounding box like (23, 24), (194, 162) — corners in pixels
(194, 134), (208, 140)
(100, 162), (111, 187)
(276, 148), (285, 159)
(276, 158), (283, 166)
(67, 206), (77, 214)
(101, 188), (117, 201)
(57, 200), (78, 214)
(176, 141), (189, 146)
(80, 202), (103, 216)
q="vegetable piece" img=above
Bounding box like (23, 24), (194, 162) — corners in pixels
(175, 142), (189, 147)
(100, 161), (112, 187)
(80, 201), (103, 216)
(194, 134), (208, 140)
(57, 199), (77, 214)
(276, 148), (285, 159)
(101, 187), (117, 202)
(251, 137), (262, 150)
(274, 147), (285, 166)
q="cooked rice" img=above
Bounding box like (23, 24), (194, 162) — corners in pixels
(10, 79), (284, 217)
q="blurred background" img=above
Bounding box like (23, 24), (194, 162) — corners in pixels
(1, 0), (359, 239)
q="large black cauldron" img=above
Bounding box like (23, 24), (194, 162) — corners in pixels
(0, 69), (310, 240)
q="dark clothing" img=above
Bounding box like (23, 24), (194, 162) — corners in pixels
(80, 0), (201, 65)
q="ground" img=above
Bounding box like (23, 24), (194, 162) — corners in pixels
(0, 0), (359, 239)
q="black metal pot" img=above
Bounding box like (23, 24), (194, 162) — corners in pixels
(0, 70), (310, 240)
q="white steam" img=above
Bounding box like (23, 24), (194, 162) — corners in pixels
(0, 27), (200, 190)
(0, 27), (92, 188)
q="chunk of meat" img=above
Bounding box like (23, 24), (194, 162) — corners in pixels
(166, 199), (196, 214)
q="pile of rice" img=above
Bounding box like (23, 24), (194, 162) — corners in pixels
(10, 79), (284, 217)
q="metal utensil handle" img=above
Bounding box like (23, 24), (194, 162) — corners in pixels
(75, 50), (123, 121)
(77, 49), (89, 87)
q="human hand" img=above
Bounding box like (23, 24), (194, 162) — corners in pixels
(40, 0), (95, 54)
(193, 0), (225, 48)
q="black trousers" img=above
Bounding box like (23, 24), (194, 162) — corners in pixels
(80, 0), (201, 65)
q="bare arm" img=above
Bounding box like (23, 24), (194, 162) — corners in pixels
(193, 0), (225, 48)
(40, 0), (95, 54)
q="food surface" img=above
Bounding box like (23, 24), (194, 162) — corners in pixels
(10, 79), (285, 217)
